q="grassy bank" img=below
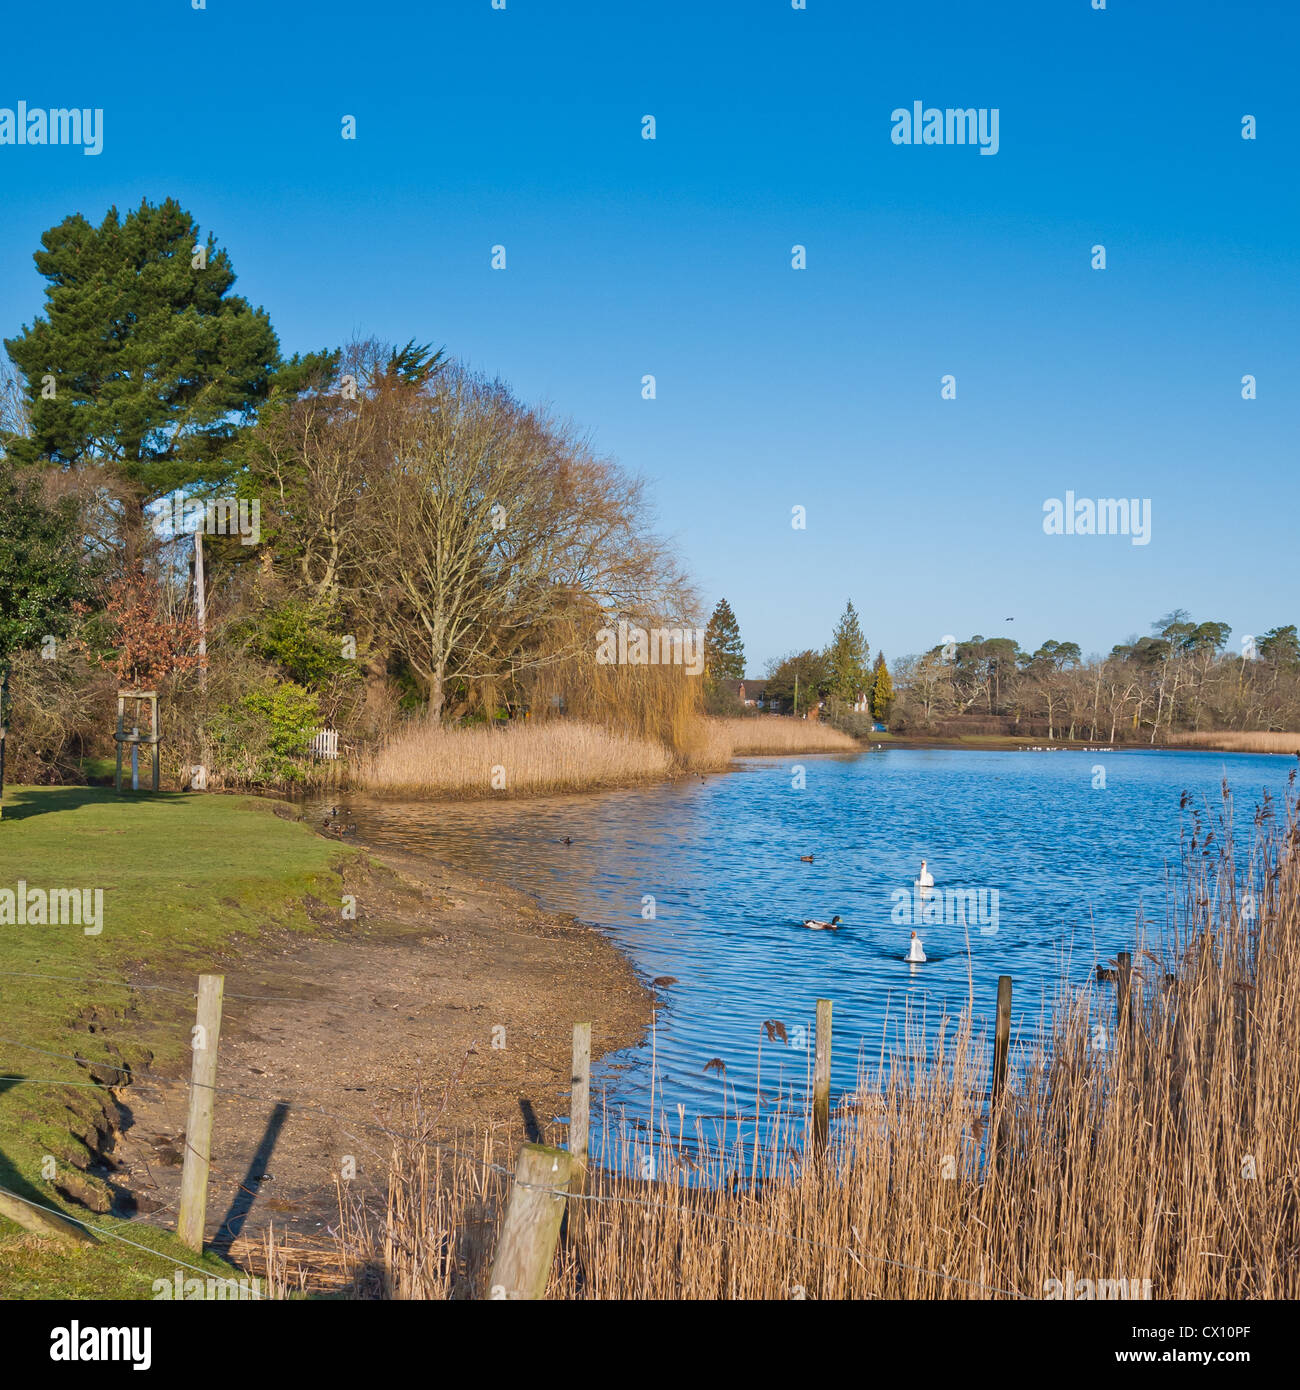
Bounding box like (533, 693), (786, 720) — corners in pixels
(0, 787), (352, 1296)
(353, 715), (861, 798)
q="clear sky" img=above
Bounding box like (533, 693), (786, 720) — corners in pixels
(2, 0), (1297, 673)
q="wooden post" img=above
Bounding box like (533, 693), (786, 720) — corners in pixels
(992, 975), (1012, 1099)
(812, 998), (832, 1156)
(177, 974), (224, 1251)
(1116, 951), (1132, 1030)
(114, 694), (124, 794)
(0, 1188), (97, 1245)
(487, 1143), (572, 1299)
(569, 1023), (591, 1193)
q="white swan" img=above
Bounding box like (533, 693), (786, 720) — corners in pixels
(906, 931), (926, 962)
(917, 859), (934, 888)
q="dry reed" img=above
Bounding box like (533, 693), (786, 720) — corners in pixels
(354, 719), (673, 796)
(352, 712), (860, 797)
(703, 716), (860, 759)
(329, 774), (1299, 1299)
(1168, 730), (1300, 754)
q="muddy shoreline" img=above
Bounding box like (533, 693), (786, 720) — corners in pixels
(104, 834), (650, 1277)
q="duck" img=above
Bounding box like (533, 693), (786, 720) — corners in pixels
(799, 854), (815, 863)
(906, 930), (927, 962)
(560, 836), (573, 845)
(803, 915), (842, 930)
(330, 806), (339, 818)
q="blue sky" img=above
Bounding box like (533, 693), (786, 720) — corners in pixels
(2, 0), (1297, 673)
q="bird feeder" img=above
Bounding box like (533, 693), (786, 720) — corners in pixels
(114, 691), (160, 793)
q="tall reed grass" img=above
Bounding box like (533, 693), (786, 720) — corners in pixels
(355, 719), (673, 796)
(352, 713), (860, 797)
(1168, 730), (1300, 754)
(704, 716), (860, 759)
(325, 775), (1300, 1299)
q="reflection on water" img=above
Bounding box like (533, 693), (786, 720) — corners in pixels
(308, 747), (1293, 1145)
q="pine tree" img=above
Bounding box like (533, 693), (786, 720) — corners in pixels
(4, 197), (333, 554)
(871, 652), (894, 723)
(704, 598), (746, 689)
(826, 599), (870, 703)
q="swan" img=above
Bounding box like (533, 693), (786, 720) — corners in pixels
(906, 931), (927, 962)
(917, 859), (934, 888)
(803, 915), (842, 930)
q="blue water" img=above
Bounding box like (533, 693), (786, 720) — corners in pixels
(320, 747), (1295, 1141)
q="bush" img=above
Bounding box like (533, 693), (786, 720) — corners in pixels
(240, 599), (358, 689)
(209, 680), (321, 785)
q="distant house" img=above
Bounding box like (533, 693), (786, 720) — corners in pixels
(852, 691), (871, 713)
(722, 678), (772, 710)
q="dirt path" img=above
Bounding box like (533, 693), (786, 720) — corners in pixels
(108, 843), (649, 1277)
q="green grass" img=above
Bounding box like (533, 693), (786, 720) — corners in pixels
(0, 785), (352, 1297)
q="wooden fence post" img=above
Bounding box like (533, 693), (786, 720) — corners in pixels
(177, 973), (224, 1251)
(569, 1023), (591, 1194)
(992, 975), (1012, 1100)
(0, 1189), (97, 1245)
(488, 1143), (572, 1299)
(812, 998), (833, 1157)
(1116, 951), (1133, 1031)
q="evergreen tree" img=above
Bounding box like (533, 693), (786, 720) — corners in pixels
(871, 651), (894, 722)
(0, 458), (93, 658)
(825, 599), (870, 703)
(704, 597), (746, 689)
(4, 197), (333, 553)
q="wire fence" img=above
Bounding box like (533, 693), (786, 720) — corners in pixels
(0, 965), (1033, 1302)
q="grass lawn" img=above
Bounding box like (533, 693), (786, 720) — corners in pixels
(0, 785), (353, 1298)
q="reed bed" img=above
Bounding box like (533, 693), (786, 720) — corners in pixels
(351, 713), (859, 796)
(354, 718), (673, 796)
(327, 776), (1300, 1299)
(1168, 730), (1300, 754)
(698, 716), (861, 761)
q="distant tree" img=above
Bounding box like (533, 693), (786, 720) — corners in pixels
(871, 652), (894, 722)
(825, 599), (870, 703)
(1259, 625), (1300, 670)
(704, 598), (746, 690)
(765, 648), (830, 714)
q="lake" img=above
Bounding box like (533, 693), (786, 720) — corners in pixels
(313, 747), (1295, 1151)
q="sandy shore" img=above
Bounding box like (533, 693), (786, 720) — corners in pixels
(107, 838), (650, 1279)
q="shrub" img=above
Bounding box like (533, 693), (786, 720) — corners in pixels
(209, 681), (321, 785)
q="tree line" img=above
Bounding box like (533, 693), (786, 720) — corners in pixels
(0, 198), (692, 784)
